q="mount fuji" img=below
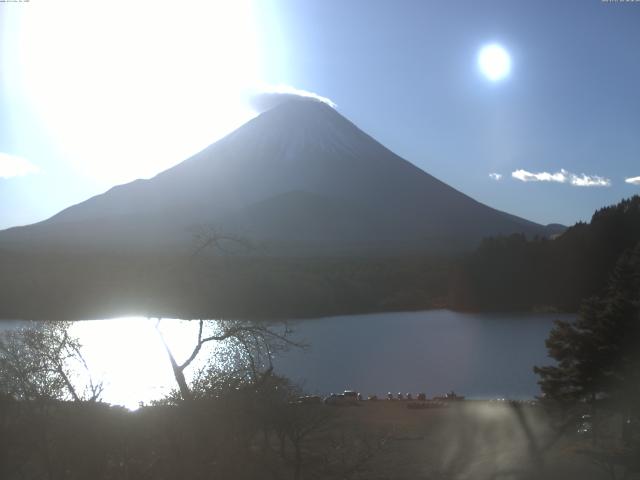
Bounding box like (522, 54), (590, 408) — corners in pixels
(0, 98), (559, 256)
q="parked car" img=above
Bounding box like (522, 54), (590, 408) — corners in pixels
(294, 395), (323, 405)
(325, 391), (360, 406)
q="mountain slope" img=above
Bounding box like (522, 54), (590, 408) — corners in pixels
(0, 99), (557, 255)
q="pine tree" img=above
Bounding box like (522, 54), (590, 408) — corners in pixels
(534, 242), (640, 412)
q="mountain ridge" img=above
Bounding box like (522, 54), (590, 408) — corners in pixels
(0, 99), (562, 255)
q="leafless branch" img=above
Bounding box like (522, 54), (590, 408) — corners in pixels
(190, 225), (254, 258)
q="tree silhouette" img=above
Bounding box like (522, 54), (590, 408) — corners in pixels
(534, 243), (640, 410)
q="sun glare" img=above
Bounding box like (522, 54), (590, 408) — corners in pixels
(71, 318), (215, 409)
(16, 0), (263, 185)
(478, 43), (511, 82)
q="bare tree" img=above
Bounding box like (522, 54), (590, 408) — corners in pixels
(156, 227), (299, 402)
(190, 225), (255, 258)
(0, 321), (102, 402)
(155, 318), (298, 402)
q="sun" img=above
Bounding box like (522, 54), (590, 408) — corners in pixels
(15, 1), (263, 185)
(478, 44), (512, 82)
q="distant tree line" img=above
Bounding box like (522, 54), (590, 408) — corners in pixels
(450, 195), (640, 312)
(2, 196), (639, 320)
(0, 251), (451, 320)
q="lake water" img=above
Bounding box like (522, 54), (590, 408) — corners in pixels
(0, 310), (571, 408)
(276, 310), (569, 400)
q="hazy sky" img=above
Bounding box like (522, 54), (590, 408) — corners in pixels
(1, 0), (639, 230)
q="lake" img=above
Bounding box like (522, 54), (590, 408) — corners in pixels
(0, 310), (571, 408)
(276, 310), (569, 400)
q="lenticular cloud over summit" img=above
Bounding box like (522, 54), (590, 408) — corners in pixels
(249, 85), (336, 113)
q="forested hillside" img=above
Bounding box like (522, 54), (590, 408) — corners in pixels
(450, 196), (640, 311)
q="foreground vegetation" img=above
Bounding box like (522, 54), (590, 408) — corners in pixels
(1, 324), (634, 480)
(3, 395), (631, 480)
(0, 319), (389, 480)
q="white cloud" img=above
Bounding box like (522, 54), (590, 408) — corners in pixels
(625, 176), (640, 185)
(512, 169), (568, 183)
(511, 168), (610, 187)
(570, 173), (610, 187)
(0, 153), (40, 179)
(488, 173), (502, 181)
(249, 84), (336, 113)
